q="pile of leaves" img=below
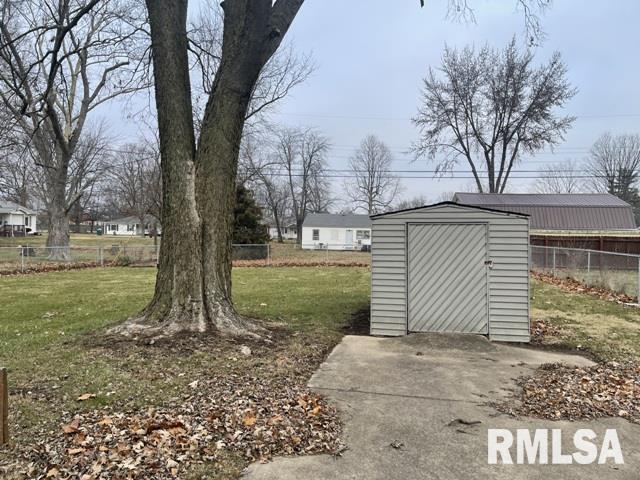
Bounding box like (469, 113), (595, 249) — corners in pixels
(0, 262), (100, 276)
(234, 259), (370, 268)
(1, 259), (370, 276)
(3, 374), (343, 479)
(532, 271), (635, 304)
(502, 362), (640, 424)
(530, 319), (562, 344)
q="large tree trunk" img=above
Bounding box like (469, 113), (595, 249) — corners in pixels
(295, 217), (303, 245)
(194, 0), (276, 334)
(273, 210), (284, 243)
(112, 0), (303, 339)
(46, 164), (71, 260)
(46, 205), (70, 260)
(111, 0), (206, 337)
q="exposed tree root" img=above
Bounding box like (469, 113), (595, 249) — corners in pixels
(108, 304), (266, 342)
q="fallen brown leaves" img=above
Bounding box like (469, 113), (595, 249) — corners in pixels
(0, 259), (370, 277)
(530, 319), (562, 344)
(0, 262), (100, 276)
(234, 259), (369, 268)
(500, 362), (640, 424)
(1, 334), (344, 479)
(532, 271), (635, 304)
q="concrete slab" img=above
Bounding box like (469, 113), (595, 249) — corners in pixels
(244, 334), (640, 480)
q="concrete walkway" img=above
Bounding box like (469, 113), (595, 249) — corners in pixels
(244, 334), (640, 480)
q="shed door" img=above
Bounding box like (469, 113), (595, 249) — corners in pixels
(408, 223), (488, 333)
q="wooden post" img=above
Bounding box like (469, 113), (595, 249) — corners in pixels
(0, 368), (7, 445)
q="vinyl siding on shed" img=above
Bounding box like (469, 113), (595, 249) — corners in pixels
(370, 204), (530, 342)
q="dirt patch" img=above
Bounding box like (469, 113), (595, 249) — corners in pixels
(342, 307), (371, 335)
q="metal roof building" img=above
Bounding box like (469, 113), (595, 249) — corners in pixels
(453, 193), (636, 231)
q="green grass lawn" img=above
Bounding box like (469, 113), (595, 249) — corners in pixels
(531, 278), (640, 361)
(0, 266), (369, 468)
(1, 267), (638, 477)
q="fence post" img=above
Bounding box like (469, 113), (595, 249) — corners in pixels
(637, 257), (640, 303)
(0, 367), (7, 445)
(552, 247), (556, 276)
(20, 246), (24, 273)
(266, 244), (270, 267)
(156, 242), (160, 267)
(100, 246), (104, 267)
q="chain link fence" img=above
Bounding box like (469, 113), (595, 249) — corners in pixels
(531, 245), (640, 299)
(0, 242), (374, 274)
(266, 243), (371, 266)
(0, 245), (160, 274)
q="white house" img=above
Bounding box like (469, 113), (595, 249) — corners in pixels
(0, 200), (37, 237)
(104, 215), (161, 236)
(267, 222), (297, 241)
(301, 213), (371, 250)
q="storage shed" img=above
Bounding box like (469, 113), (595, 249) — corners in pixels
(370, 202), (530, 342)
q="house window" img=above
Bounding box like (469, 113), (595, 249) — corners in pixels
(110, 224), (117, 231)
(312, 229), (320, 241)
(25, 216), (30, 226)
(127, 224), (135, 231)
(356, 230), (370, 240)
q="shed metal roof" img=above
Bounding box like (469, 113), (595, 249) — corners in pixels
(370, 201), (529, 219)
(453, 193), (636, 230)
(303, 213), (371, 228)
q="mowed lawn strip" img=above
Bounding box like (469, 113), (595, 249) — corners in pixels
(532, 278), (640, 362)
(0, 267), (369, 468)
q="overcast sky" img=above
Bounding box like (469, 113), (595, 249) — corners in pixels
(104, 0), (640, 207)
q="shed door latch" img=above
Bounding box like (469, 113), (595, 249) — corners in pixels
(484, 260), (494, 269)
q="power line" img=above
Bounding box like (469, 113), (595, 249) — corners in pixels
(270, 111), (640, 122)
(251, 171), (608, 180)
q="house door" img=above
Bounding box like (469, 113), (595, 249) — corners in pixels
(407, 223), (488, 334)
(345, 229), (353, 246)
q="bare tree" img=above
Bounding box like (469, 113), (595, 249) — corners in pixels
(239, 138), (291, 243)
(534, 159), (584, 194)
(587, 133), (640, 206)
(0, 142), (34, 206)
(277, 127), (330, 244)
(106, 142), (160, 237)
(413, 38), (576, 194)
(438, 0), (552, 46)
(108, 0), (304, 338)
(394, 195), (428, 210)
(345, 135), (402, 214)
(30, 125), (111, 233)
(0, 0), (147, 257)
(188, 3), (314, 133)
(307, 173), (334, 214)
